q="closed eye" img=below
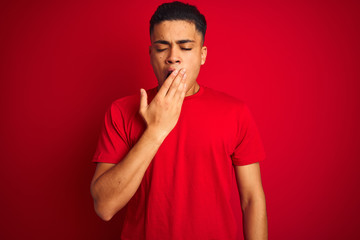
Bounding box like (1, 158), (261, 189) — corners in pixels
(155, 48), (192, 52)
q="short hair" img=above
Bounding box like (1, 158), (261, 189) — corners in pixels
(150, 1), (207, 43)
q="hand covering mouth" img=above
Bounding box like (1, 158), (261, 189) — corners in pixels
(165, 71), (173, 79)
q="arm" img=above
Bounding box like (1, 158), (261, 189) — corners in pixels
(90, 69), (187, 221)
(235, 162), (268, 240)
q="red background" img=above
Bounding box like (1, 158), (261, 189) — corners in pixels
(1, 0), (359, 239)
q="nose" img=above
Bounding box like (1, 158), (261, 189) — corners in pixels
(165, 47), (181, 65)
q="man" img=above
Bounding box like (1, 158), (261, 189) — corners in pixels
(90, 1), (268, 239)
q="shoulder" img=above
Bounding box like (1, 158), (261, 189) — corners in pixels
(201, 85), (247, 112)
(107, 87), (157, 119)
(112, 94), (139, 111)
(111, 87), (157, 113)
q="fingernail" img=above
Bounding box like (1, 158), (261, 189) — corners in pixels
(183, 73), (187, 79)
(181, 68), (186, 73)
(173, 70), (179, 75)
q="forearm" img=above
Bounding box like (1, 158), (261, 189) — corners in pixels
(242, 195), (268, 240)
(91, 127), (166, 220)
(91, 71), (186, 221)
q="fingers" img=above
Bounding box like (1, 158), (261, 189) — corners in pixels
(139, 88), (148, 114)
(166, 69), (186, 99)
(157, 69), (179, 98)
(177, 81), (187, 103)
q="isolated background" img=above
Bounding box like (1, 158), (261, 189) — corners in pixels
(1, 0), (359, 239)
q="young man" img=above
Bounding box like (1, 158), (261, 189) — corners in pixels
(91, 1), (268, 239)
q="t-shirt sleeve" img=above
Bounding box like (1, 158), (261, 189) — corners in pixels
(92, 102), (130, 164)
(231, 104), (266, 166)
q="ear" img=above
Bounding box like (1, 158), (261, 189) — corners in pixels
(200, 46), (207, 65)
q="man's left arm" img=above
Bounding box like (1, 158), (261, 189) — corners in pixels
(235, 162), (268, 240)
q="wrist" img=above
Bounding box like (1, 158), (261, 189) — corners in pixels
(142, 127), (168, 144)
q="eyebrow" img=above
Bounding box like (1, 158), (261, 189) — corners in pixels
(153, 39), (195, 45)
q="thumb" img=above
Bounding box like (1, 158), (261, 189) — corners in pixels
(139, 88), (148, 113)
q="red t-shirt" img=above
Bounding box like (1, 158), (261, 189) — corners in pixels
(92, 85), (266, 239)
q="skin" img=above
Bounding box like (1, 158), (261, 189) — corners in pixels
(236, 163), (268, 240)
(149, 20), (207, 96)
(90, 20), (267, 240)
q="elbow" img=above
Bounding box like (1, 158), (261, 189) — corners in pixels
(90, 183), (116, 221)
(240, 192), (266, 212)
(94, 200), (116, 222)
(92, 193), (127, 222)
(90, 183), (128, 221)
(97, 211), (113, 222)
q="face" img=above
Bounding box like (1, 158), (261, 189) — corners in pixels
(149, 20), (207, 95)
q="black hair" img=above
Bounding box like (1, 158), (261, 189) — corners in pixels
(150, 1), (207, 43)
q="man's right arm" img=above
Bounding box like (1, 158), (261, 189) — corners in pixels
(90, 69), (187, 221)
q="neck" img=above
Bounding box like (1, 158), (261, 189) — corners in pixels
(185, 82), (200, 97)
